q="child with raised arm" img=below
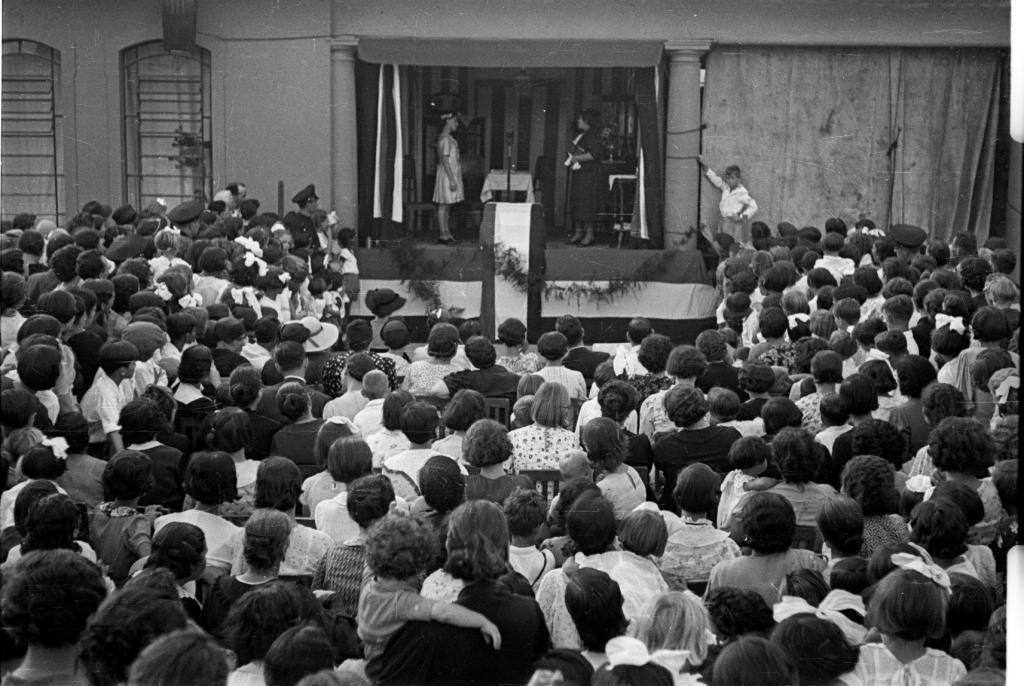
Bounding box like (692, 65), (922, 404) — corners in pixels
(698, 156), (758, 246)
(358, 512), (501, 681)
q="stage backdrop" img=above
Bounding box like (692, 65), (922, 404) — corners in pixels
(700, 47), (1003, 243)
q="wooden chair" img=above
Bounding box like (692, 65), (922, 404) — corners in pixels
(403, 155), (436, 235)
(791, 525), (823, 553)
(521, 469), (561, 504)
(484, 397), (511, 429)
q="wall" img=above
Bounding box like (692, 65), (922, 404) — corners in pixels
(331, 0), (1009, 48)
(2, 0), (332, 214)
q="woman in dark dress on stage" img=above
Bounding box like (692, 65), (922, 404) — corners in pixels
(567, 109), (602, 247)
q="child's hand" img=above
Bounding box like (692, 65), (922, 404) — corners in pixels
(743, 476), (780, 492)
(480, 619), (502, 650)
(143, 504), (168, 519)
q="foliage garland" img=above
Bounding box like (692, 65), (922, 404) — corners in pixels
(494, 242), (677, 307)
(388, 239), (465, 316)
(388, 238), (677, 313)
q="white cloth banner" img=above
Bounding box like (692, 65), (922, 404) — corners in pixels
(492, 202), (533, 330)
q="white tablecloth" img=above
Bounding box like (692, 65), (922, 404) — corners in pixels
(492, 203), (533, 328)
(480, 170), (535, 203)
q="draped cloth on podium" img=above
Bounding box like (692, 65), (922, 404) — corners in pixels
(492, 203), (533, 329)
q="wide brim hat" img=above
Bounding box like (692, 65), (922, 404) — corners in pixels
(167, 199), (204, 225)
(298, 315), (339, 353)
(365, 288), (406, 316)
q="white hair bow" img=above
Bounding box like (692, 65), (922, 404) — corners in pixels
(243, 251), (268, 276)
(153, 282), (173, 301)
(40, 436), (69, 460)
(787, 313), (810, 330)
(234, 236), (263, 257)
(604, 636), (702, 685)
(324, 415), (361, 435)
(934, 313), (966, 335)
(905, 474), (932, 494)
(165, 226), (181, 236)
(994, 375), (1019, 404)
(773, 592), (867, 645)
(278, 272), (292, 285)
(178, 293), (203, 309)
(270, 221), (287, 235)
(230, 287), (262, 312)
(891, 551), (951, 591)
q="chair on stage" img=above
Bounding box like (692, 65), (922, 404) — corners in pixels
(403, 155), (436, 235)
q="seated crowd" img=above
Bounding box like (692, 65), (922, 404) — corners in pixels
(0, 202), (1017, 686)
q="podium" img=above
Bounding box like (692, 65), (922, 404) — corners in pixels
(479, 202), (544, 342)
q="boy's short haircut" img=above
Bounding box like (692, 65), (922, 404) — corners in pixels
(990, 249), (1015, 275)
(728, 435), (770, 470)
(361, 370), (389, 400)
(399, 401), (439, 444)
(103, 450), (153, 500)
(882, 295), (914, 322)
(819, 392), (849, 427)
(822, 232), (845, 253)
(833, 298), (862, 326)
(346, 474), (395, 529)
(503, 487), (548, 537)
(365, 513), (438, 580)
(708, 387), (741, 421)
(165, 313), (196, 340)
(98, 341), (140, 376)
(558, 450), (592, 481)
(626, 317), (653, 344)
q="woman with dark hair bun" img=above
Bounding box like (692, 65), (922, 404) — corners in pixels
(141, 522), (207, 621)
(709, 491), (826, 605)
(270, 381), (327, 478)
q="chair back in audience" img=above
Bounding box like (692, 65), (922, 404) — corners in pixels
(521, 469), (561, 503)
(791, 525), (823, 553)
(484, 397), (511, 429)
(177, 415), (206, 452)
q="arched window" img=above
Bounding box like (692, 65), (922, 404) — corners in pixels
(2, 39), (64, 224)
(121, 41), (212, 209)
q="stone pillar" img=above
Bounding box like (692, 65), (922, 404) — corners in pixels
(330, 36), (359, 230)
(663, 40), (711, 249)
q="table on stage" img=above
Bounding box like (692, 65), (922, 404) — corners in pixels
(480, 170), (535, 203)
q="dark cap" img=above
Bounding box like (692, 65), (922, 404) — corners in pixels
(889, 224), (927, 250)
(345, 352), (376, 381)
(81, 200), (103, 216)
(238, 198), (260, 217)
(797, 226), (822, 244)
(213, 317), (246, 343)
(167, 199), (204, 225)
(365, 288), (407, 316)
(104, 234), (150, 263)
(111, 204), (138, 225)
(291, 184), (318, 205)
(776, 222), (798, 237)
(345, 318), (373, 347)
(11, 213), (36, 230)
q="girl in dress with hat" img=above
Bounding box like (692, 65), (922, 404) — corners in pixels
(434, 112), (464, 245)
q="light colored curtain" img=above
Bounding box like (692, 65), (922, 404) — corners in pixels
(700, 47), (1001, 243)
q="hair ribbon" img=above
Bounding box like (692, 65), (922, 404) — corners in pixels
(994, 375), (1019, 404)
(934, 313), (965, 335)
(787, 313), (810, 329)
(773, 592), (867, 644)
(178, 293), (203, 309)
(40, 436), (69, 460)
(153, 282), (173, 301)
(890, 551), (951, 591)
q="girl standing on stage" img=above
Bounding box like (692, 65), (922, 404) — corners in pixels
(434, 112), (464, 245)
(566, 109), (602, 247)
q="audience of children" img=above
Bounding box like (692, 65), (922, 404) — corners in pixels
(1, 208), (1017, 686)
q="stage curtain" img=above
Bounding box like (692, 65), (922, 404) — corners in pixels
(700, 47), (1002, 243)
(633, 66), (664, 247)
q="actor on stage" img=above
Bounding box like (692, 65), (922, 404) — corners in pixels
(434, 112), (464, 244)
(566, 109), (602, 247)
(698, 155), (758, 246)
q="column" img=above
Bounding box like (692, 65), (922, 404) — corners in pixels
(329, 36), (359, 230)
(663, 40), (711, 249)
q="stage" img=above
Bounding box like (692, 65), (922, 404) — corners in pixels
(350, 202), (718, 344)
